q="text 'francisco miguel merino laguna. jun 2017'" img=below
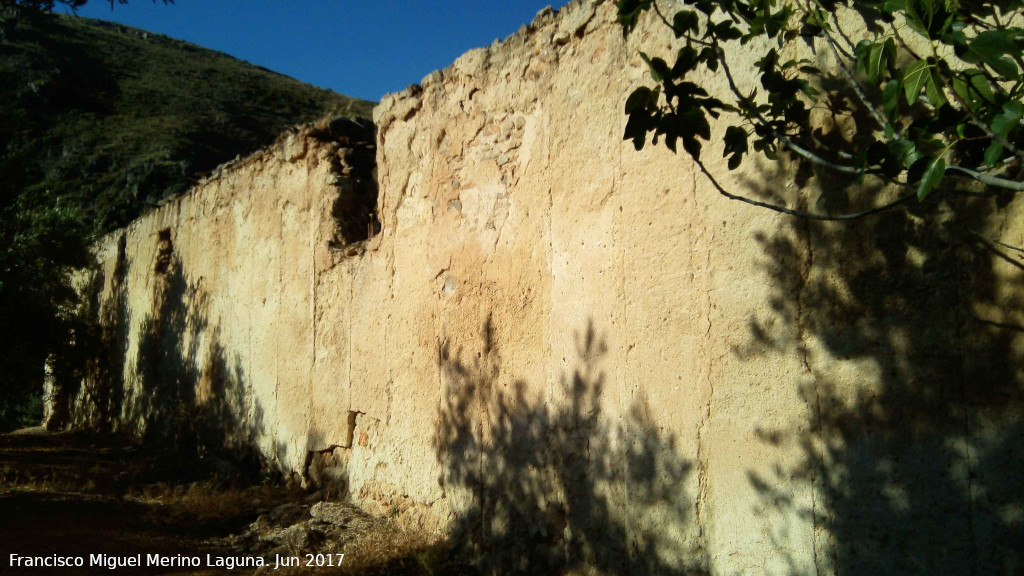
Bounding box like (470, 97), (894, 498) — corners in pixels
(8, 553), (346, 570)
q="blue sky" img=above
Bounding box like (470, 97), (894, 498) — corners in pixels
(71, 1), (567, 102)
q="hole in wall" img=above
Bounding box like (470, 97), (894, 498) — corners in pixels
(319, 117), (381, 248)
(114, 233), (128, 282)
(343, 410), (364, 449)
(154, 228), (173, 275)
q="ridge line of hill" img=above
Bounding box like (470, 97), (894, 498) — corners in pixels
(1, 9), (375, 230)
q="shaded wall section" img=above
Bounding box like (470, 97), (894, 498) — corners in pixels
(61, 1), (1023, 574)
(65, 118), (378, 474)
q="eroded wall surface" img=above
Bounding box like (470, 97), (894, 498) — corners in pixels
(67, 1), (1024, 574)
(69, 119), (378, 475)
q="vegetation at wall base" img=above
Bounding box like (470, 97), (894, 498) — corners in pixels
(0, 6), (374, 431)
(0, 198), (90, 431)
(618, 0), (1024, 219)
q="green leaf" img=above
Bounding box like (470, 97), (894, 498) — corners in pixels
(963, 30), (1021, 80)
(855, 39), (894, 83)
(903, 2), (929, 37)
(888, 138), (923, 168)
(984, 101), (1024, 165)
(902, 60), (930, 105)
(941, 28), (968, 46)
(991, 101), (1024, 137)
(984, 55), (1017, 80)
(951, 69), (996, 112)
(924, 69), (947, 107)
(984, 140), (1005, 167)
(967, 71), (996, 104)
(854, 40), (873, 75)
(917, 156), (946, 200)
(884, 38), (898, 73)
(883, 79), (901, 122)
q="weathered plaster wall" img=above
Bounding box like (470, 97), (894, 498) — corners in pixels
(69, 119), (378, 475)
(66, 1), (1024, 574)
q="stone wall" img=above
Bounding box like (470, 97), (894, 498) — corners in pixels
(67, 118), (377, 474)
(64, 1), (1024, 574)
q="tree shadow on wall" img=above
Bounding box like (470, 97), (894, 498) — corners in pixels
(435, 320), (706, 576)
(741, 177), (1024, 574)
(131, 254), (267, 468)
(73, 234), (270, 475)
(66, 233), (131, 431)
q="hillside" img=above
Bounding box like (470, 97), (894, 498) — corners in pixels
(0, 9), (375, 229)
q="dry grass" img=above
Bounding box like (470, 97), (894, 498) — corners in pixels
(129, 479), (298, 530)
(270, 519), (455, 576)
(0, 430), (474, 575)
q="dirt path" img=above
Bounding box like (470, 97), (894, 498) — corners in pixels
(0, 428), (261, 575)
(0, 428), (470, 576)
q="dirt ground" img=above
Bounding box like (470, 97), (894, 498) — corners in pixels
(0, 428), (469, 576)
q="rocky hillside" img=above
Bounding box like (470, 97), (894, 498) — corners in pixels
(0, 9), (374, 229)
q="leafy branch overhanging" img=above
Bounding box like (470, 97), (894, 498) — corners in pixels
(617, 0), (1024, 220)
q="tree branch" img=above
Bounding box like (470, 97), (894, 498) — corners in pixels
(803, 0), (903, 139)
(927, 64), (1024, 162)
(966, 228), (1024, 256)
(816, 0), (857, 59)
(803, 3), (1024, 187)
(945, 165), (1024, 191)
(693, 156), (916, 220)
(714, 42), (867, 175)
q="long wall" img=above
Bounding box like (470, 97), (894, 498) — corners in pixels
(65, 1), (1024, 574)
